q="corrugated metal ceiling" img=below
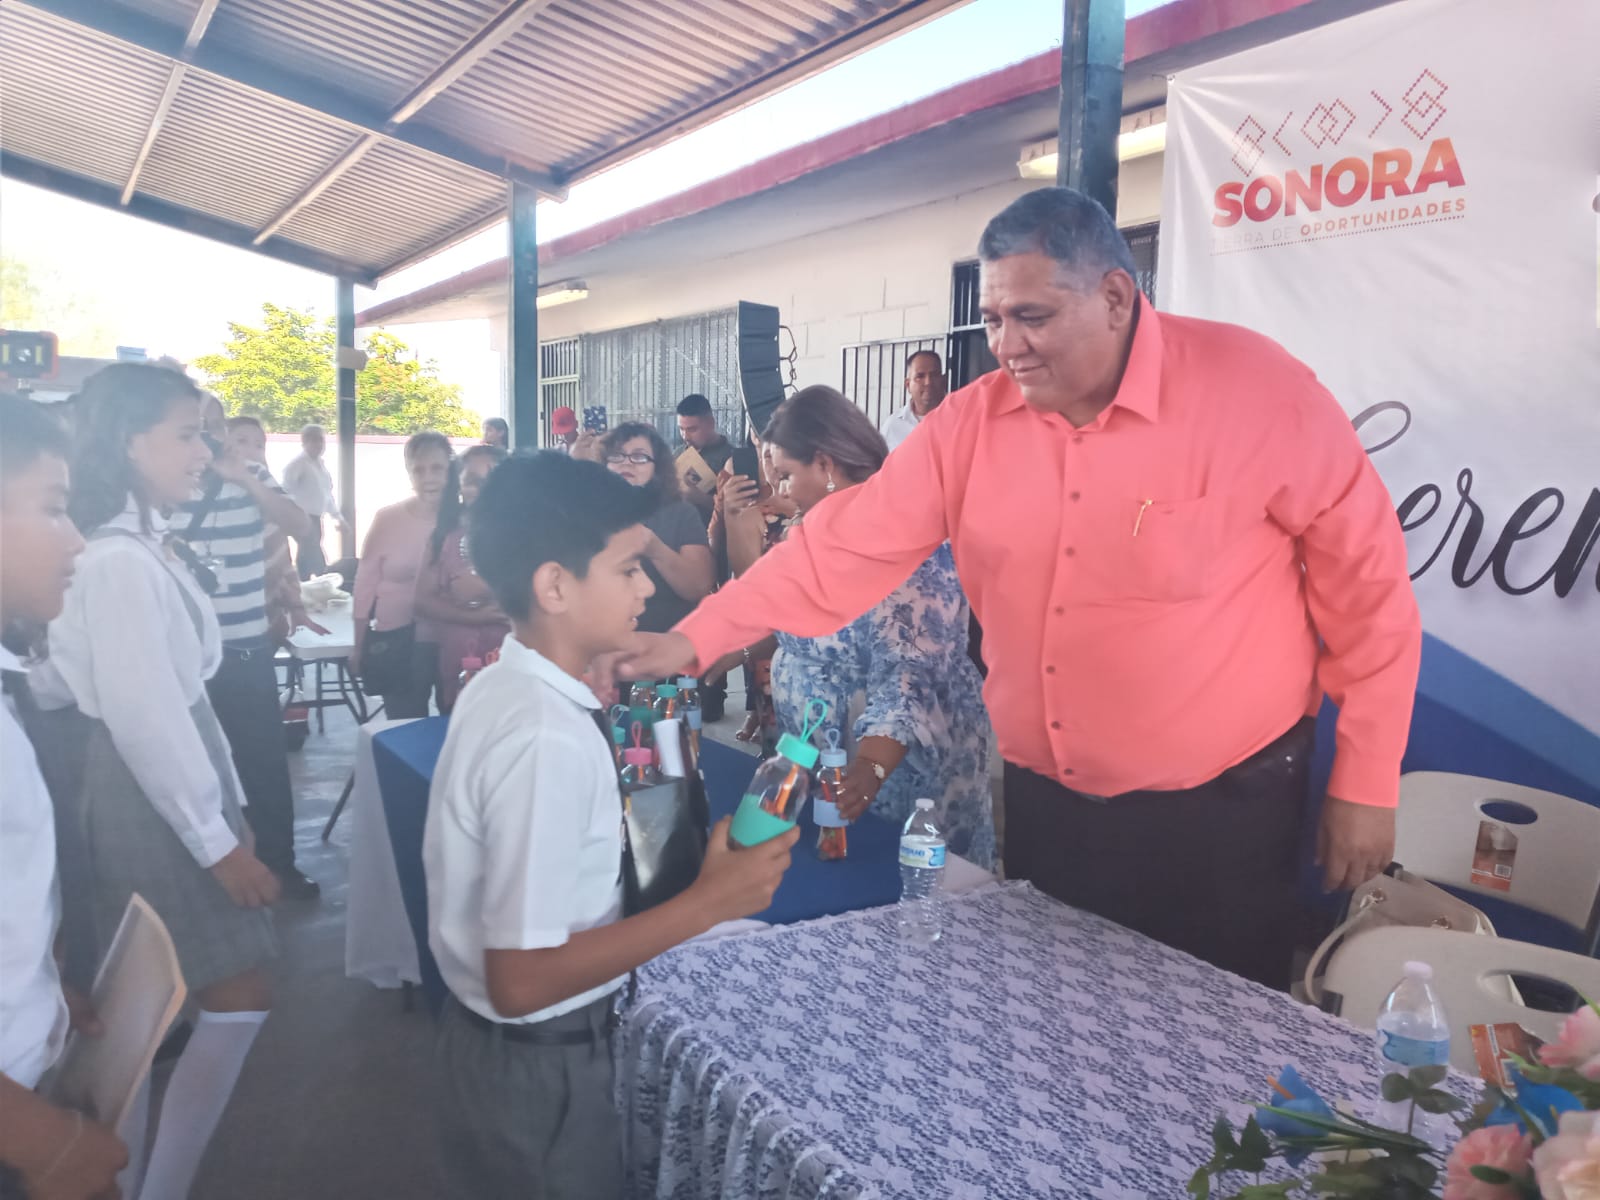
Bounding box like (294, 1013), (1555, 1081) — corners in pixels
(0, 0), (968, 282)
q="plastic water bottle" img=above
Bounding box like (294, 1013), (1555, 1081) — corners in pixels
(813, 729), (849, 861)
(897, 799), (946, 944)
(1374, 961), (1451, 1138)
(729, 730), (816, 847)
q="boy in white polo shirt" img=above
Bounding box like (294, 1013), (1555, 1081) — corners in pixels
(0, 395), (128, 1197)
(423, 451), (797, 1199)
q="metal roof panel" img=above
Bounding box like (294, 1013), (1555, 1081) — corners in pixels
(0, 6), (174, 188)
(4, 0), (974, 276)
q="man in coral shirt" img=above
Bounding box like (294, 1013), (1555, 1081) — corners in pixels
(623, 188), (1421, 989)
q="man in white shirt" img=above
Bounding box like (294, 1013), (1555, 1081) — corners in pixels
(0, 395), (127, 1198)
(423, 452), (795, 1199)
(881, 349), (950, 451)
(281, 423), (346, 578)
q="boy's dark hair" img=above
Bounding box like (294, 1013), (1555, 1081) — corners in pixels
(0, 394), (72, 483)
(227, 415), (265, 433)
(676, 393), (712, 418)
(468, 451), (653, 619)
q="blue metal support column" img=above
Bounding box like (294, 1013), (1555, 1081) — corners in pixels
(1057, 0), (1126, 217)
(336, 278), (358, 559)
(508, 180), (541, 449)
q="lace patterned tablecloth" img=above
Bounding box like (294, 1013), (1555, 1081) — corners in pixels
(619, 882), (1417, 1200)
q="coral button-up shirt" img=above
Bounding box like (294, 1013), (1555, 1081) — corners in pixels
(677, 304), (1422, 807)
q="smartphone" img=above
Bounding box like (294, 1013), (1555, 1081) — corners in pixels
(729, 444), (760, 482)
(582, 405), (608, 434)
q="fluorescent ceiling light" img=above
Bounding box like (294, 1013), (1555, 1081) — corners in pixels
(1017, 112), (1167, 180)
(536, 281), (588, 308)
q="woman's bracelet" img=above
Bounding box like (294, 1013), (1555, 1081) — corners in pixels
(36, 1110), (83, 1185)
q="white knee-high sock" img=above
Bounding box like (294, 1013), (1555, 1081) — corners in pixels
(136, 1009), (267, 1200)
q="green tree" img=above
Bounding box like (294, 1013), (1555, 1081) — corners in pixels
(0, 255), (118, 356)
(194, 302), (476, 436)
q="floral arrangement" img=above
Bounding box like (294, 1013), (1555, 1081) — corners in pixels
(1188, 1001), (1600, 1200)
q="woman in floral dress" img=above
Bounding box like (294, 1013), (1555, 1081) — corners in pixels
(756, 386), (994, 867)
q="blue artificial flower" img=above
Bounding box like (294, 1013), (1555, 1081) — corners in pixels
(1481, 1068), (1584, 1138)
(1257, 1065), (1337, 1167)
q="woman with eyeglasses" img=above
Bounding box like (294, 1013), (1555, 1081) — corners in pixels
(600, 422), (714, 634)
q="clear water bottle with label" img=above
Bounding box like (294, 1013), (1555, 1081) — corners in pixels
(1374, 960), (1451, 1139)
(898, 799), (946, 944)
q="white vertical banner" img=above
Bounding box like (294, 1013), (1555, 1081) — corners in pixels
(1159, 0), (1600, 780)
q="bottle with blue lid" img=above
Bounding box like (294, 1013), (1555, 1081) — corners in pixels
(730, 700), (828, 847)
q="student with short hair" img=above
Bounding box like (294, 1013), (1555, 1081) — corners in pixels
(35, 364), (279, 1200)
(0, 395), (128, 1200)
(423, 452), (797, 1199)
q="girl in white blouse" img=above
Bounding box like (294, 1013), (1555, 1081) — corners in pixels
(37, 364), (278, 1200)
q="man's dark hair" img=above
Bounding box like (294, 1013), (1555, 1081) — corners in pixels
(482, 416), (509, 440)
(676, 393), (712, 418)
(227, 415), (265, 434)
(905, 349), (943, 373)
(978, 186), (1136, 289)
(468, 451), (652, 619)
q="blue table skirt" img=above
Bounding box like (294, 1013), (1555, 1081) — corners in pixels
(371, 716), (907, 1009)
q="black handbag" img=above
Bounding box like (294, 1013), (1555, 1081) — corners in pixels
(620, 772), (710, 916)
(590, 712), (709, 914)
(358, 594), (415, 696)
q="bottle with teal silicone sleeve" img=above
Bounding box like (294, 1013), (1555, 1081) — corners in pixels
(729, 699), (829, 848)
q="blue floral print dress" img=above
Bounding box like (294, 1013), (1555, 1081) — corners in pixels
(771, 543), (995, 867)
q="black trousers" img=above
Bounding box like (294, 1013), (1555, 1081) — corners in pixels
(207, 641), (298, 874)
(381, 640), (439, 720)
(295, 516), (327, 580)
(1002, 719), (1312, 990)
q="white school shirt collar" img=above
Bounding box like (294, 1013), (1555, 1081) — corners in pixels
(492, 633), (603, 711)
(0, 645), (24, 674)
(102, 500), (171, 539)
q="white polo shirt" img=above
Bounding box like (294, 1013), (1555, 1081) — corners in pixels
(423, 633), (626, 1024)
(0, 648), (69, 1087)
(882, 403), (921, 451)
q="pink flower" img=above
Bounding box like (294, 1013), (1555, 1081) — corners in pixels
(1443, 1125), (1534, 1200)
(1540, 1006), (1600, 1080)
(1532, 1110), (1600, 1200)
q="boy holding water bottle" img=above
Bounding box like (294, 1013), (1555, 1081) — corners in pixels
(422, 451), (797, 1199)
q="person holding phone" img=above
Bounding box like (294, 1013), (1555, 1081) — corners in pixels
(600, 423), (714, 635)
(709, 437), (795, 740)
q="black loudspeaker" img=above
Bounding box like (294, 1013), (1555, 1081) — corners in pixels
(736, 301), (785, 435)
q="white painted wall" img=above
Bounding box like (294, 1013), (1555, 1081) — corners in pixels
(490, 152), (1165, 400)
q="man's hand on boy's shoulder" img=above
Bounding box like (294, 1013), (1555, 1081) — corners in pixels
(607, 631), (696, 687)
(686, 817), (798, 927)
